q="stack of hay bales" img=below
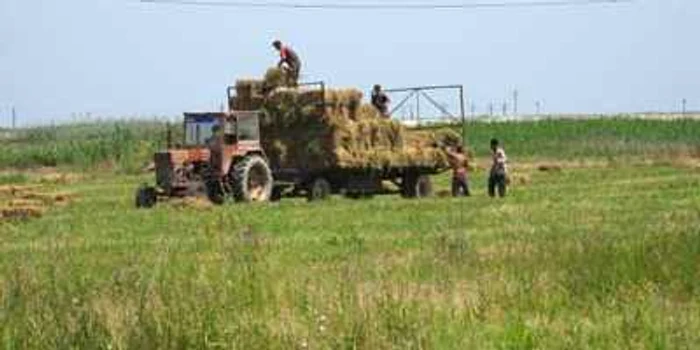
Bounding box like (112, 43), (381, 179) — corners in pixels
(229, 69), (459, 171)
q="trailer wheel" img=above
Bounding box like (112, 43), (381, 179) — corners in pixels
(402, 174), (433, 198)
(271, 185), (284, 202)
(233, 155), (273, 202)
(308, 178), (331, 202)
(135, 186), (157, 209)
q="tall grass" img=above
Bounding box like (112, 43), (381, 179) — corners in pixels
(0, 121), (180, 172)
(1, 165), (699, 348)
(1, 117), (699, 348)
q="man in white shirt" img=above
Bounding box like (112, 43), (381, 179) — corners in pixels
(488, 138), (508, 198)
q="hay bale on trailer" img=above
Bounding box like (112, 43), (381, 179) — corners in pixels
(230, 70), (459, 172)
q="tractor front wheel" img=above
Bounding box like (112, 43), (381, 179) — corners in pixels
(232, 155), (273, 202)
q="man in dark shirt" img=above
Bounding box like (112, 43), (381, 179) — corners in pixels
(371, 84), (391, 117)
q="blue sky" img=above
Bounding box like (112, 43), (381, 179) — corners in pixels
(1, 0), (698, 125)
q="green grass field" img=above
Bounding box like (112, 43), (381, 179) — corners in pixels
(1, 118), (699, 349)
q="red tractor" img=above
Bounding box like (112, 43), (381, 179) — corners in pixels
(135, 110), (273, 208)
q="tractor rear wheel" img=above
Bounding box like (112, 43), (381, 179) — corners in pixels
(401, 174), (433, 198)
(232, 155), (273, 202)
(307, 177), (331, 202)
(135, 186), (157, 209)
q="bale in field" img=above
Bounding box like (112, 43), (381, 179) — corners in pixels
(0, 185), (39, 197)
(8, 199), (44, 208)
(170, 197), (214, 211)
(19, 191), (74, 205)
(1, 206), (45, 220)
(537, 163), (563, 172)
(507, 173), (531, 186)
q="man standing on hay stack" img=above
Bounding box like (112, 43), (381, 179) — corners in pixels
(371, 84), (391, 118)
(272, 40), (301, 86)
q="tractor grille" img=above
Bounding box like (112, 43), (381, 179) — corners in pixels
(155, 152), (174, 190)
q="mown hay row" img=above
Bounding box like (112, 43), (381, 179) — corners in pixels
(1, 206), (45, 220)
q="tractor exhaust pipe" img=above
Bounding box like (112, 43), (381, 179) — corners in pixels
(166, 122), (172, 149)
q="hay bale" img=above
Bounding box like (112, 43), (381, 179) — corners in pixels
(0, 185), (38, 197)
(507, 173), (531, 186)
(245, 68), (450, 171)
(170, 197), (214, 211)
(19, 192), (74, 205)
(537, 163), (563, 172)
(1, 206), (44, 220)
(356, 104), (382, 120)
(235, 79), (264, 98)
(264, 67), (285, 88)
(8, 199), (44, 207)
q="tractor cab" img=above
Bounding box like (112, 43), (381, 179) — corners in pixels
(182, 111), (261, 148)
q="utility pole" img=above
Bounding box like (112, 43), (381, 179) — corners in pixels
(535, 101), (541, 115)
(682, 98), (687, 115)
(11, 106), (16, 129)
(502, 102), (507, 116)
(488, 103), (494, 117)
(513, 89), (519, 115)
(470, 102), (476, 117)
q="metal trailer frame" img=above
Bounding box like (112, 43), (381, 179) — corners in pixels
(383, 84), (466, 146)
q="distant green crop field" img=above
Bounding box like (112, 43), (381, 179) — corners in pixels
(0, 120), (175, 171)
(1, 117), (699, 170)
(431, 118), (700, 159)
